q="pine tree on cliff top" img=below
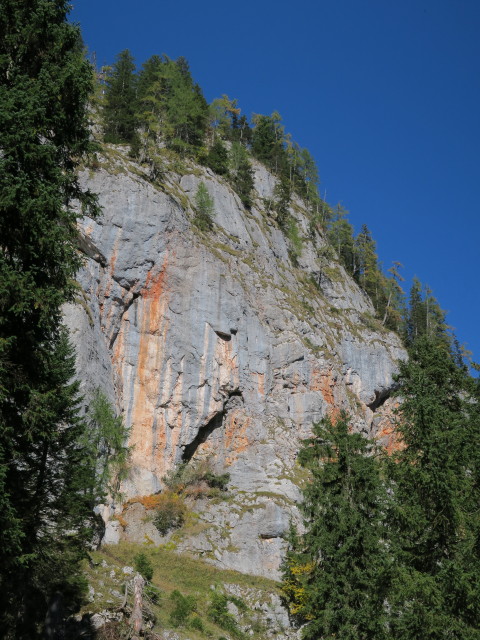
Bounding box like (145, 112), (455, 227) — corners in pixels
(0, 0), (99, 635)
(103, 48), (138, 144)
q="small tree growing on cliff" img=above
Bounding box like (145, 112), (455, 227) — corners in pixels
(85, 389), (131, 504)
(282, 412), (392, 640)
(194, 182), (214, 231)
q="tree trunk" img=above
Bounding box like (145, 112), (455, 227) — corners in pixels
(129, 573), (145, 637)
(44, 591), (65, 639)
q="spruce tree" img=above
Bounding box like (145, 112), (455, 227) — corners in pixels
(251, 112), (288, 175)
(0, 1), (99, 635)
(283, 412), (392, 640)
(103, 49), (138, 144)
(194, 182), (214, 230)
(229, 142), (255, 209)
(206, 137), (229, 175)
(388, 337), (480, 639)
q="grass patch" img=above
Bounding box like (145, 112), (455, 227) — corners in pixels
(83, 543), (280, 640)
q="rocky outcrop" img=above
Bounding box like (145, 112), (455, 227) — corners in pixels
(65, 149), (405, 579)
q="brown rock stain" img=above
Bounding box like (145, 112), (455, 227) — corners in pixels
(310, 368), (336, 406)
(255, 372), (265, 396)
(214, 335), (239, 386)
(375, 401), (403, 455)
(128, 255), (171, 478)
(225, 411), (251, 465)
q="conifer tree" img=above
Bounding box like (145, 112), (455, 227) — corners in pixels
(194, 182), (214, 230)
(251, 112), (288, 175)
(388, 337), (480, 639)
(103, 49), (138, 144)
(327, 205), (356, 271)
(209, 94), (241, 139)
(406, 279), (450, 348)
(283, 412), (392, 640)
(229, 142), (255, 209)
(0, 0), (100, 635)
(135, 54), (208, 156)
(206, 137), (229, 175)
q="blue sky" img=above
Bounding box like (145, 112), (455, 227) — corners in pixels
(71, 0), (480, 361)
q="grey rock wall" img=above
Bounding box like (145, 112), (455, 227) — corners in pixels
(67, 151), (405, 579)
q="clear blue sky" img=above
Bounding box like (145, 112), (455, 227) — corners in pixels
(71, 0), (480, 362)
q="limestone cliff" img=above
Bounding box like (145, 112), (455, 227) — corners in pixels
(64, 147), (405, 580)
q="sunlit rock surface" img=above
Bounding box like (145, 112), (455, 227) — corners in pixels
(65, 151), (405, 579)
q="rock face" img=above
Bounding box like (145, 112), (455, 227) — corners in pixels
(66, 150), (405, 580)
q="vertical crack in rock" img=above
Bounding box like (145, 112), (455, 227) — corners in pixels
(182, 390), (244, 462)
(108, 290), (140, 349)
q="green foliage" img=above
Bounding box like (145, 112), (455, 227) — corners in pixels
(85, 389), (131, 503)
(144, 582), (161, 605)
(189, 615), (206, 632)
(162, 459), (230, 495)
(325, 210), (406, 332)
(326, 204), (356, 273)
(169, 589), (197, 627)
(153, 491), (187, 535)
(206, 138), (229, 175)
(387, 336), (480, 638)
(204, 471), (230, 491)
(103, 49), (138, 144)
(229, 142), (255, 208)
(208, 590), (244, 638)
(134, 552), (154, 581)
(209, 94), (251, 145)
(251, 112), (289, 175)
(135, 54), (208, 158)
(86, 543), (279, 639)
(285, 218), (303, 264)
(0, 0), (100, 635)
(282, 412), (392, 640)
(194, 182), (215, 230)
(273, 175), (292, 229)
(405, 277), (449, 348)
(209, 94), (241, 138)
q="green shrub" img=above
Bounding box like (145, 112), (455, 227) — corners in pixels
(162, 460), (230, 495)
(169, 590), (197, 627)
(145, 583), (161, 604)
(189, 616), (205, 632)
(204, 471), (230, 491)
(133, 552), (154, 581)
(208, 591), (244, 638)
(227, 593), (247, 612)
(153, 491), (187, 535)
(162, 462), (197, 492)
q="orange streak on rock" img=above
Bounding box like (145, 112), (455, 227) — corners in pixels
(255, 373), (265, 396)
(127, 255), (171, 479)
(225, 411), (251, 465)
(375, 401), (404, 455)
(310, 368), (336, 406)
